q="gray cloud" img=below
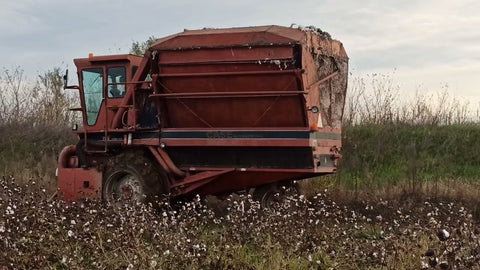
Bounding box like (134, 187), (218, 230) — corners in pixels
(0, 0), (478, 100)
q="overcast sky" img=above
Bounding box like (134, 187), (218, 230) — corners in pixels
(1, 0), (479, 103)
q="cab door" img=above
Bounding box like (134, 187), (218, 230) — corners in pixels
(81, 67), (105, 130)
(80, 66), (128, 132)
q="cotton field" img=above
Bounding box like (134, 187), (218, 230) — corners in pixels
(1, 176), (480, 269)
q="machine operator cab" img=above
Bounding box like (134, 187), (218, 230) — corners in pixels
(71, 54), (143, 133)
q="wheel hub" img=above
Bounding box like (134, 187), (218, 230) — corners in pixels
(113, 174), (143, 201)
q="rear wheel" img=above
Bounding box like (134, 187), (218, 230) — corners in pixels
(253, 183), (283, 209)
(252, 181), (299, 209)
(103, 151), (169, 204)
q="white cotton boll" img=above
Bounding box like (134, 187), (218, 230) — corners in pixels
(437, 229), (450, 241)
(5, 206), (14, 215)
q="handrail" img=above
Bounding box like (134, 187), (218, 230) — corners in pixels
(150, 90), (307, 99)
(157, 69), (302, 78)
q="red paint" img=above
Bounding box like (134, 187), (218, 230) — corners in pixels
(57, 146), (102, 202)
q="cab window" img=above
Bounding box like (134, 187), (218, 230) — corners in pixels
(82, 68), (103, 126)
(107, 67), (126, 98)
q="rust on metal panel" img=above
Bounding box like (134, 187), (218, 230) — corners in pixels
(300, 31), (348, 129)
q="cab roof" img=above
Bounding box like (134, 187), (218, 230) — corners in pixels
(74, 54), (143, 67)
(151, 25), (333, 50)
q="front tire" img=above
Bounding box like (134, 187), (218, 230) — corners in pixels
(103, 151), (169, 204)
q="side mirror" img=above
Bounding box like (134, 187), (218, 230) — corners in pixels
(63, 69), (69, 89)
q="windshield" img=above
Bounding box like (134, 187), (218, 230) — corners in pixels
(82, 68), (103, 126)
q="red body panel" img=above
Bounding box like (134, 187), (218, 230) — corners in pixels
(57, 145), (102, 202)
(57, 167), (102, 202)
(195, 171), (313, 195)
(155, 46), (305, 129)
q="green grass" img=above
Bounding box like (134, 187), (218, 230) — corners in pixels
(337, 124), (480, 189)
(2, 122), (480, 194)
